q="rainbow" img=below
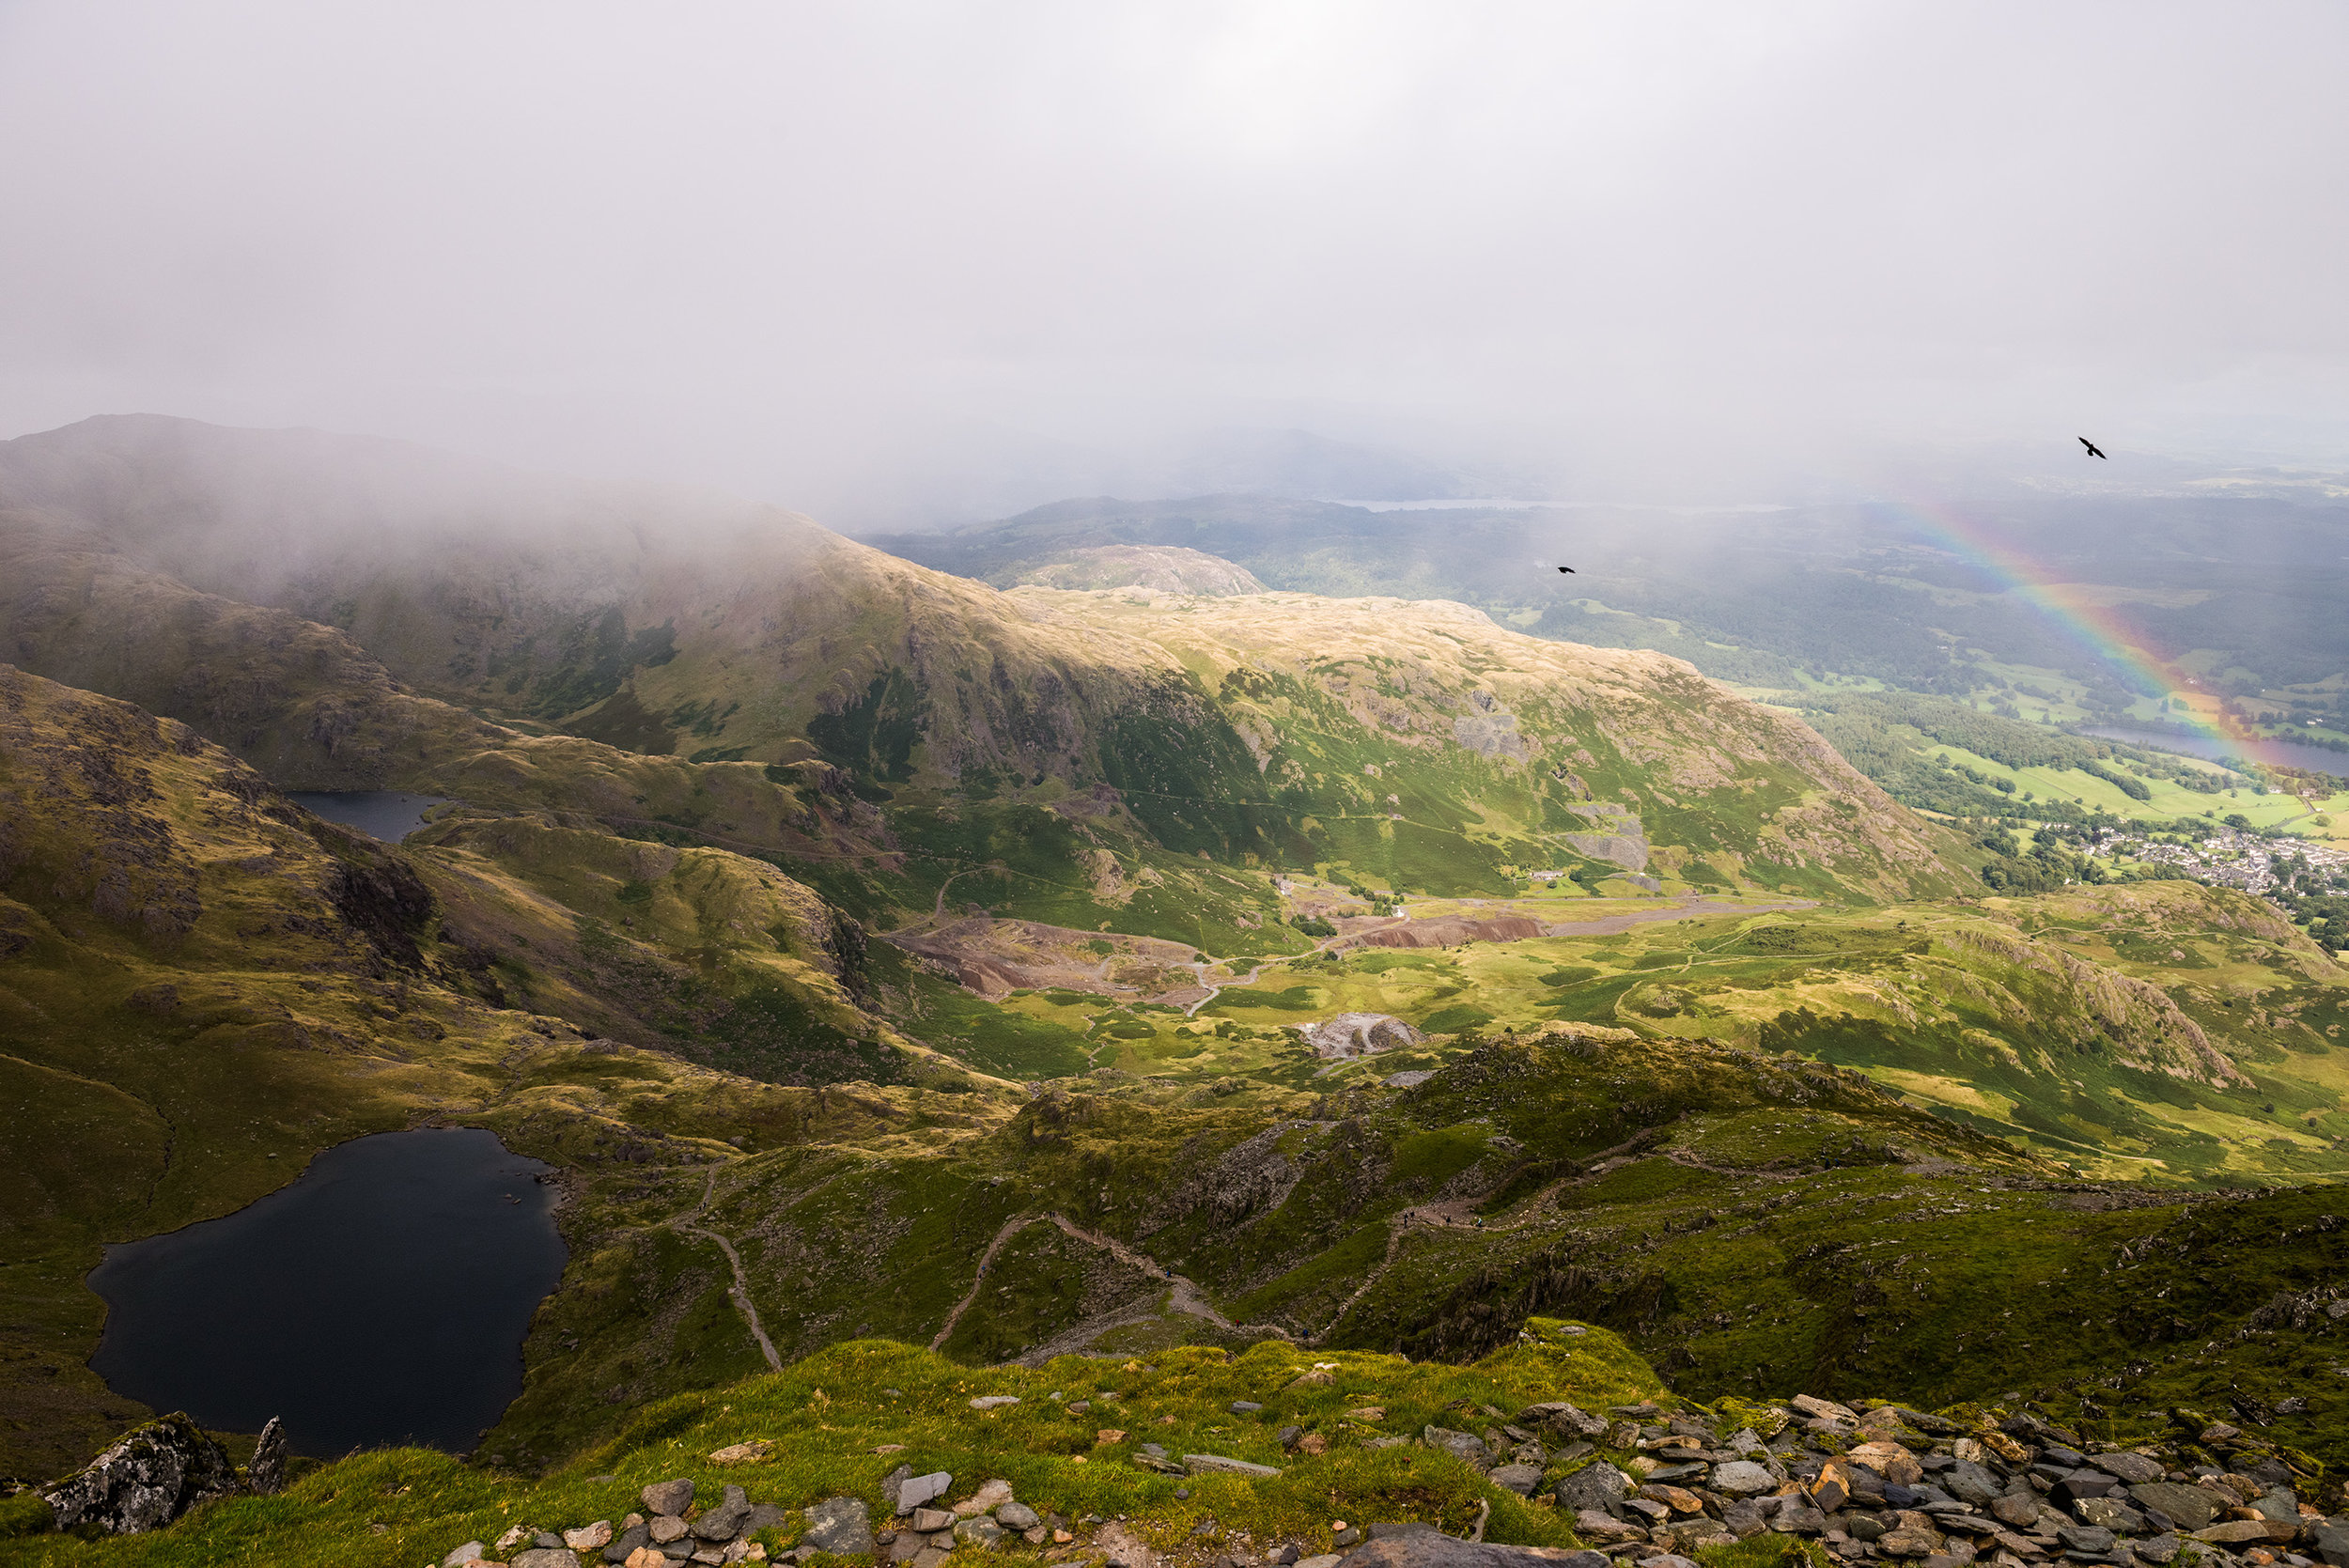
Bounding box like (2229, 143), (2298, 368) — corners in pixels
(1880, 498), (2291, 772)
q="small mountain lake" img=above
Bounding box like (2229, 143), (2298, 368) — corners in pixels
(87, 1128), (567, 1456)
(286, 790), (449, 842)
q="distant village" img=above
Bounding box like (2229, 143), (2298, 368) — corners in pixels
(2098, 821), (2349, 901)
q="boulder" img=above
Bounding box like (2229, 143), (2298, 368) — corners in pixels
(2074, 1496), (2146, 1534)
(1848, 1441), (1922, 1487)
(1518, 1403), (1610, 1441)
(1554, 1462), (1628, 1515)
(1422, 1427), (1493, 1470)
(247, 1418), (288, 1497)
(955, 1479), (1014, 1517)
(696, 1485), (753, 1540)
(895, 1472), (952, 1514)
(2058, 1525), (2116, 1554)
(642, 1479), (695, 1518)
(1489, 1465), (1544, 1497)
(1941, 1461), (2002, 1507)
(1989, 1494), (2043, 1529)
(1771, 1505), (1827, 1536)
(39, 1412), (240, 1535)
(2308, 1518), (2349, 1568)
(2091, 1452), (2166, 1485)
(806, 1496), (878, 1556)
(1574, 1510), (1647, 1543)
(2129, 1483), (2227, 1532)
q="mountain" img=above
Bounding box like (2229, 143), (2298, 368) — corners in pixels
(0, 416), (1977, 921)
(8, 415), (2349, 1537)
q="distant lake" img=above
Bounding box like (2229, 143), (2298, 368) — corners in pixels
(2084, 726), (2349, 781)
(288, 790), (448, 842)
(88, 1128), (567, 1456)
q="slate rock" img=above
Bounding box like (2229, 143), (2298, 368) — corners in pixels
(956, 1515), (1004, 1551)
(2309, 1519), (2349, 1568)
(1771, 1505), (1827, 1536)
(1575, 1510), (1649, 1544)
(1518, 1403), (1610, 1441)
(1333, 1534), (1610, 1568)
(2253, 1486), (2301, 1525)
(2057, 1526), (2115, 1554)
(806, 1496), (878, 1556)
(879, 1465), (914, 1512)
(445, 1545), (489, 1568)
(246, 1418), (288, 1498)
(1423, 1427), (1493, 1471)
(895, 1472), (952, 1514)
(2091, 1453), (2165, 1486)
(2073, 1497), (2145, 1534)
(2134, 1536), (2184, 1566)
(911, 1508), (956, 1532)
(999, 1502), (1042, 1530)
(2053, 1472), (2118, 1505)
(39, 1412), (240, 1535)
(643, 1479), (695, 1518)
(1719, 1498), (1770, 1539)
(2128, 1483), (2226, 1532)
(513, 1552), (583, 1568)
(1555, 1464), (1629, 1514)
(1489, 1465), (1544, 1497)
(1712, 1462), (1776, 1498)
(1184, 1454), (1283, 1478)
(1942, 1462), (2002, 1507)
(603, 1524), (651, 1563)
(1990, 1494), (2045, 1529)
(2193, 1520), (2279, 1545)
(1231, 1402), (1265, 1415)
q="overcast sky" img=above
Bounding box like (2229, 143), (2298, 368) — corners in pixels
(3, 2), (2344, 520)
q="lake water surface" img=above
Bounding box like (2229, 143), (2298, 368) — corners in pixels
(88, 1128), (567, 1456)
(2083, 726), (2349, 780)
(287, 790), (449, 842)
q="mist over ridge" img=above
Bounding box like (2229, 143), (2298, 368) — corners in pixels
(4, 2), (2348, 525)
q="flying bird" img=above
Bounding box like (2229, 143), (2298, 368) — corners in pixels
(2078, 437), (2108, 459)
(1556, 565), (1576, 573)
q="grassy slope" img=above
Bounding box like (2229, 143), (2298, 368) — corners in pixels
(3, 1327), (1669, 1566)
(0, 665), (1016, 1481)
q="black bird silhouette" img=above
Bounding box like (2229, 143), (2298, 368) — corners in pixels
(2078, 437), (2107, 459)
(1556, 565), (1576, 573)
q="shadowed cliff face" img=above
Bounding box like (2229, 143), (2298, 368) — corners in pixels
(0, 415), (1979, 908)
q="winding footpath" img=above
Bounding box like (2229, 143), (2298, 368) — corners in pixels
(931, 1209), (1295, 1357)
(674, 1169), (783, 1372)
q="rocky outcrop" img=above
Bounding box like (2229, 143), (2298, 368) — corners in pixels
(246, 1418), (288, 1496)
(39, 1412), (238, 1535)
(1299, 1014), (1423, 1058)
